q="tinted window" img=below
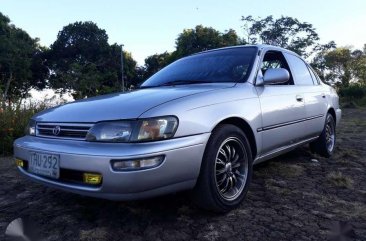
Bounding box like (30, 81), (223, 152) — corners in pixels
(261, 51), (294, 85)
(307, 65), (318, 85)
(285, 53), (313, 85)
(141, 47), (258, 87)
(308, 66), (321, 85)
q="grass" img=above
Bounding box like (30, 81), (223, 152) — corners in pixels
(316, 195), (366, 218)
(264, 179), (292, 195)
(326, 171), (354, 188)
(268, 162), (305, 178)
(0, 98), (66, 156)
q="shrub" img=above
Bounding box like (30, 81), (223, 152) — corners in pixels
(0, 103), (42, 155)
(0, 97), (66, 156)
(338, 84), (366, 107)
(339, 85), (366, 100)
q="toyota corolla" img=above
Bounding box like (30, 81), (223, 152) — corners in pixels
(14, 45), (341, 212)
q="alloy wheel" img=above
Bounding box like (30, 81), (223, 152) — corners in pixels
(214, 137), (248, 201)
(325, 118), (335, 152)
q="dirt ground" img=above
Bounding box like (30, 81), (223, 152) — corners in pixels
(0, 108), (365, 241)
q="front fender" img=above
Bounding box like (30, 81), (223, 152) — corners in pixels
(140, 84), (262, 155)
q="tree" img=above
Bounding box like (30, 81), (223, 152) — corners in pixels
(0, 12), (47, 105)
(351, 45), (366, 85)
(312, 46), (366, 86)
(143, 52), (172, 79)
(175, 25), (240, 57)
(241, 15), (320, 58)
(104, 44), (138, 92)
(47, 21), (138, 99)
(140, 25), (241, 81)
(323, 48), (353, 86)
(311, 41), (337, 80)
(47, 21), (109, 99)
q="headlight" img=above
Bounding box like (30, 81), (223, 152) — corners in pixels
(86, 121), (135, 142)
(134, 116), (178, 142)
(86, 116), (178, 142)
(25, 119), (36, 136)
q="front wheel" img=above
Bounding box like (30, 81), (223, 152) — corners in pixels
(310, 113), (336, 158)
(191, 124), (253, 213)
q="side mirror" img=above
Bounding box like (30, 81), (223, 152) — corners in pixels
(263, 68), (290, 85)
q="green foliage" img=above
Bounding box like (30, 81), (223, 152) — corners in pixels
(312, 46), (366, 86)
(143, 52), (173, 79)
(352, 46), (366, 85)
(0, 12), (48, 104)
(47, 22), (138, 99)
(142, 25), (241, 80)
(339, 85), (365, 99)
(338, 85), (366, 108)
(0, 103), (45, 155)
(241, 15), (320, 58)
(0, 96), (67, 155)
(175, 25), (240, 57)
(1, 10), (365, 101)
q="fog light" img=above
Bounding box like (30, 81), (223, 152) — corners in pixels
(83, 173), (102, 185)
(112, 156), (164, 171)
(15, 159), (24, 167)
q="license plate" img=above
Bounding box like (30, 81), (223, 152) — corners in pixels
(29, 152), (60, 179)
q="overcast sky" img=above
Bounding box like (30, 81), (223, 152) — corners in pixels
(1, 0), (366, 65)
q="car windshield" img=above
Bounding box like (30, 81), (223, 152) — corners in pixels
(141, 47), (258, 87)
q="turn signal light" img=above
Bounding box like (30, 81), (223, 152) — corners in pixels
(111, 156), (164, 171)
(15, 159), (24, 167)
(83, 173), (102, 185)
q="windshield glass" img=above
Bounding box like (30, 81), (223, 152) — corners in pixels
(141, 47), (258, 87)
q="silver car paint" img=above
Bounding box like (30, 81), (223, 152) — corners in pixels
(32, 84), (235, 122)
(13, 44), (341, 200)
(14, 133), (210, 200)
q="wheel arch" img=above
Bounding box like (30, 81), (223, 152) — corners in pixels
(328, 107), (336, 124)
(214, 117), (257, 159)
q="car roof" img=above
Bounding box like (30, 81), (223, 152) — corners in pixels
(191, 44), (300, 58)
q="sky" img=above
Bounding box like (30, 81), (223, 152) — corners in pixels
(1, 0), (366, 66)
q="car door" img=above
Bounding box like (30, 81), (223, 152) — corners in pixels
(284, 53), (328, 138)
(256, 50), (307, 155)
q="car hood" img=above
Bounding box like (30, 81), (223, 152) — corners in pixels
(33, 83), (235, 122)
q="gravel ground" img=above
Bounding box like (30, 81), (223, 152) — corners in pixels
(1, 108), (365, 241)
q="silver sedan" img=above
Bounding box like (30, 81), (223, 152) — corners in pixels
(14, 44), (341, 212)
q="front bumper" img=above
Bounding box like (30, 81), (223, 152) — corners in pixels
(13, 133), (210, 200)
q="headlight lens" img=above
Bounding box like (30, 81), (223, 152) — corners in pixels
(134, 116), (178, 142)
(25, 119), (36, 136)
(86, 121), (135, 142)
(86, 116), (178, 142)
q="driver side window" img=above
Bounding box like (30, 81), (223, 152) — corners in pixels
(261, 51), (294, 85)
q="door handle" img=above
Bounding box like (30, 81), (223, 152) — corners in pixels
(321, 93), (326, 98)
(296, 95), (303, 102)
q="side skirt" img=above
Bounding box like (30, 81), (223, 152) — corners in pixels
(253, 136), (318, 165)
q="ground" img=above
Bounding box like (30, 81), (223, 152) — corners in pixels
(0, 108), (365, 241)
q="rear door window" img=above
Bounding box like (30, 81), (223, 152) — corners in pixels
(307, 65), (317, 84)
(284, 53), (314, 86)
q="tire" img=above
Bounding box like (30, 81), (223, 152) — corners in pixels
(310, 113), (336, 158)
(191, 124), (253, 213)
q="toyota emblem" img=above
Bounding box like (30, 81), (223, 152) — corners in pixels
(52, 126), (61, 136)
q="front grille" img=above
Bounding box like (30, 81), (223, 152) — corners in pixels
(36, 123), (93, 140)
